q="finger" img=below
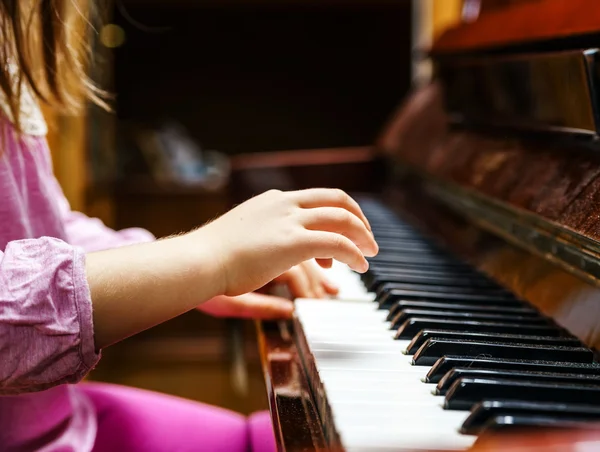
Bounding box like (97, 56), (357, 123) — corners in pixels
(291, 188), (372, 232)
(234, 293), (295, 319)
(276, 265), (315, 298)
(316, 258), (333, 269)
(199, 293), (294, 319)
(322, 278), (339, 296)
(304, 231), (369, 273)
(301, 207), (378, 257)
(299, 261), (324, 298)
(302, 261), (337, 298)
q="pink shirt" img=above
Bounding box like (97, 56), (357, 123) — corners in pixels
(0, 121), (154, 450)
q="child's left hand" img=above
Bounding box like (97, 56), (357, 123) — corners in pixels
(197, 260), (338, 319)
(269, 260), (339, 299)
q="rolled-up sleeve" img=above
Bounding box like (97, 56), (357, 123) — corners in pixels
(0, 237), (99, 394)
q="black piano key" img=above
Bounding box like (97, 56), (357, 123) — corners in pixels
(372, 250), (446, 260)
(391, 310), (548, 331)
(405, 330), (577, 355)
(368, 274), (497, 292)
(377, 283), (509, 300)
(387, 298), (528, 319)
(426, 356), (600, 384)
(379, 289), (518, 309)
(370, 228), (403, 234)
(365, 269), (484, 285)
(396, 318), (562, 340)
(437, 369), (600, 396)
(366, 268), (473, 284)
(388, 301), (536, 322)
(389, 305), (535, 323)
(369, 243), (435, 251)
(445, 378), (600, 411)
(367, 261), (472, 271)
(478, 415), (597, 434)
(369, 245), (441, 254)
(369, 228), (415, 235)
(368, 255), (463, 267)
(363, 268), (477, 288)
(364, 267), (476, 286)
(371, 240), (441, 250)
(461, 400), (600, 435)
(366, 265), (474, 275)
(412, 339), (593, 367)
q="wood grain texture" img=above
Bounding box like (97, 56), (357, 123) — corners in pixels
(379, 82), (600, 241)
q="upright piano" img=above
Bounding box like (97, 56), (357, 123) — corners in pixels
(253, 0), (600, 449)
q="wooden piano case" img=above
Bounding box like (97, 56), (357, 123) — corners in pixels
(252, 0), (600, 450)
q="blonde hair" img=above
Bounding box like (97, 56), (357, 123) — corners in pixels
(0, 0), (107, 131)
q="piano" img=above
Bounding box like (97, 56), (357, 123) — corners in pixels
(252, 0), (600, 450)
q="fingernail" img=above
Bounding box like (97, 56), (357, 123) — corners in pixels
(360, 260), (369, 273)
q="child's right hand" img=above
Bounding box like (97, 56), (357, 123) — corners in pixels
(88, 188), (377, 349)
(186, 188), (378, 297)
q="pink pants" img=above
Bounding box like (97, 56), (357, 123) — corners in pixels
(81, 383), (276, 452)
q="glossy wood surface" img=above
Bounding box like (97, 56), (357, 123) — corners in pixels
(256, 320), (334, 452)
(438, 49), (600, 135)
(477, 0), (541, 13)
(379, 82), (600, 243)
(434, 0), (600, 54)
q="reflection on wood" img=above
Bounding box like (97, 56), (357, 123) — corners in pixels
(434, 0), (600, 54)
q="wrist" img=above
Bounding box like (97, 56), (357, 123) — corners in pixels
(175, 229), (228, 299)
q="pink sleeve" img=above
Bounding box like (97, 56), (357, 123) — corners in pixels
(0, 237), (99, 394)
(49, 178), (155, 252)
(62, 210), (155, 252)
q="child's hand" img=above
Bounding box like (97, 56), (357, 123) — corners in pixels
(198, 260), (338, 319)
(189, 188), (377, 297)
(270, 260), (339, 298)
(88, 188), (375, 348)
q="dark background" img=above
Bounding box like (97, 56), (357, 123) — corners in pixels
(114, 2), (412, 154)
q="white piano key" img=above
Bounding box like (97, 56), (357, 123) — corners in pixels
(331, 406), (470, 426)
(321, 261), (376, 301)
(295, 277), (477, 451)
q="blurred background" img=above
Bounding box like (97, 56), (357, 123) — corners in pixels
(47, 0), (466, 416)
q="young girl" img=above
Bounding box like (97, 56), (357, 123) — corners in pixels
(0, 1), (378, 451)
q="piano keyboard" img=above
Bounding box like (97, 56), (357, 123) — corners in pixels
(295, 197), (600, 451)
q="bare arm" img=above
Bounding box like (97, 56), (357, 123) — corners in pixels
(87, 234), (222, 348)
(87, 188), (377, 350)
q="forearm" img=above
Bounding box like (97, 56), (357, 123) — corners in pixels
(87, 234), (223, 349)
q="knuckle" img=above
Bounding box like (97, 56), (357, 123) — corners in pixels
(325, 207), (349, 224)
(338, 209), (353, 226)
(332, 234), (347, 251)
(289, 265), (302, 276)
(333, 188), (348, 203)
(265, 189), (283, 199)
